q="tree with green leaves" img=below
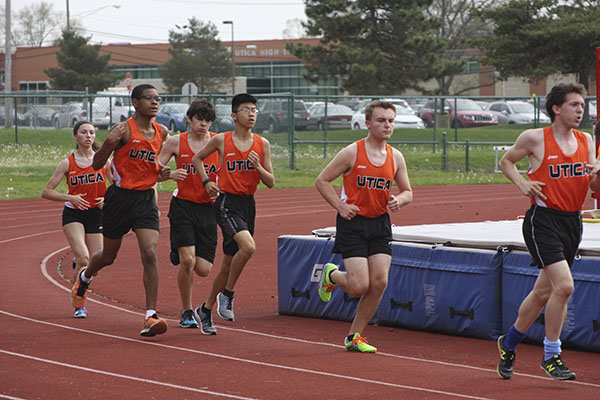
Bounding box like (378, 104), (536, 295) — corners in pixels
(160, 18), (232, 94)
(287, 0), (462, 95)
(475, 0), (600, 94)
(45, 30), (118, 93)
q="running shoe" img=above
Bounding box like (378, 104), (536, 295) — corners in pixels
(318, 263), (338, 302)
(170, 249), (180, 266)
(140, 314), (168, 337)
(71, 267), (89, 309)
(179, 309), (199, 328)
(195, 305), (217, 335)
(344, 333), (377, 353)
(73, 306), (88, 319)
(497, 335), (516, 379)
(540, 355), (576, 380)
(216, 292), (235, 321)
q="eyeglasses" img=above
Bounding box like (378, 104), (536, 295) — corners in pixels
(140, 94), (162, 102)
(237, 107), (258, 114)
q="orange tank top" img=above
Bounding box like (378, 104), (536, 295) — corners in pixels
(111, 118), (163, 190)
(341, 139), (395, 218)
(66, 153), (107, 209)
(174, 131), (219, 204)
(217, 131), (264, 195)
(528, 126), (589, 211)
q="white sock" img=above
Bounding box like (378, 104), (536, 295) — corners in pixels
(145, 310), (156, 319)
(80, 270), (92, 284)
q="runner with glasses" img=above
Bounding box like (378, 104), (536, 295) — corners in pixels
(191, 93), (274, 331)
(70, 84), (172, 337)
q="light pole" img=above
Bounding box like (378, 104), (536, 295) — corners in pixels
(66, 2), (121, 30)
(223, 20), (235, 94)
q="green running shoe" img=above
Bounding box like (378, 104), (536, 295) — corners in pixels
(345, 333), (377, 353)
(318, 263), (338, 302)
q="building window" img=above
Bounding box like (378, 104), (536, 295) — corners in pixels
(466, 61), (479, 74)
(19, 81), (48, 91)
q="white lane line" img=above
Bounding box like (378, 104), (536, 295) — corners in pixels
(39, 247), (600, 390)
(0, 230), (63, 244)
(0, 348), (257, 400)
(0, 311), (490, 400)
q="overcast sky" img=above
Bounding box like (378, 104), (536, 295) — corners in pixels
(15, 0), (308, 45)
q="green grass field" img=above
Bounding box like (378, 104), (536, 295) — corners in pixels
(1, 123), (585, 200)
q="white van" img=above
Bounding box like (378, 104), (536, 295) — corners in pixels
(86, 92), (134, 128)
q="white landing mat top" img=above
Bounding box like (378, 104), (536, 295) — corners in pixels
(312, 220), (600, 256)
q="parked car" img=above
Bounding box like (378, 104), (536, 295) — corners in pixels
(89, 95), (134, 128)
(418, 99), (498, 128)
(588, 100), (597, 121)
(351, 105), (425, 130)
(307, 103), (354, 130)
(155, 103), (189, 132)
(487, 101), (550, 125)
(475, 101), (491, 111)
(212, 104), (235, 132)
(18, 105), (58, 128)
(53, 102), (88, 129)
(405, 98), (429, 113)
(255, 99), (309, 133)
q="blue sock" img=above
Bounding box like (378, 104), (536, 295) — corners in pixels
(543, 337), (561, 361)
(504, 325), (526, 351)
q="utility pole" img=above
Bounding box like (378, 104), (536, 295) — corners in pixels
(66, 0), (70, 31)
(5, 0), (12, 127)
(223, 20), (235, 94)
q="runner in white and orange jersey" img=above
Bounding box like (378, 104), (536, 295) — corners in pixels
(70, 84), (172, 337)
(42, 121), (112, 319)
(158, 99), (220, 333)
(497, 83), (600, 381)
(315, 100), (413, 353)
(191, 93), (275, 326)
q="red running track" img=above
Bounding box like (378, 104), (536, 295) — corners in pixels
(1, 185), (599, 399)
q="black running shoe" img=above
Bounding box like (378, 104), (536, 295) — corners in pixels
(497, 335), (516, 379)
(170, 249), (180, 266)
(540, 355), (576, 380)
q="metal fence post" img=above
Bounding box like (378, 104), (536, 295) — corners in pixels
(323, 95), (328, 159)
(454, 97), (458, 141)
(442, 131), (447, 171)
(13, 99), (18, 145)
(465, 138), (470, 172)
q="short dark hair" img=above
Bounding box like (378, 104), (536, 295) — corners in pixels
(232, 93), (257, 113)
(545, 83), (586, 122)
(187, 99), (216, 122)
(131, 84), (156, 100)
(365, 100), (396, 121)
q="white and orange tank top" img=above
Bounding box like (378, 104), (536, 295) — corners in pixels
(341, 139), (395, 218)
(111, 118), (163, 190)
(173, 131), (219, 204)
(528, 126), (589, 212)
(217, 131), (264, 195)
(66, 153), (107, 209)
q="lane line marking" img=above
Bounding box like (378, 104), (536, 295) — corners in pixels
(0, 311), (491, 400)
(0, 349), (257, 400)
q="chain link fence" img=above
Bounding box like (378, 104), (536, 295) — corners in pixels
(1, 92), (596, 174)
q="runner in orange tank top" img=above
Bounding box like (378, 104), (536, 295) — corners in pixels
(158, 99), (220, 333)
(497, 83), (600, 380)
(315, 100), (413, 352)
(42, 121), (112, 318)
(191, 93), (275, 323)
(70, 84), (172, 337)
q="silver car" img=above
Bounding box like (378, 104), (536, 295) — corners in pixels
(487, 101), (550, 125)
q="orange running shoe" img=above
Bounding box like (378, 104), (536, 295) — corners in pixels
(71, 268), (89, 308)
(140, 314), (168, 337)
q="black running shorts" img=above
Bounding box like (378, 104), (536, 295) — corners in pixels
(333, 212), (392, 259)
(62, 206), (103, 234)
(522, 205), (582, 268)
(101, 185), (160, 239)
(168, 196), (217, 263)
(214, 192), (255, 256)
